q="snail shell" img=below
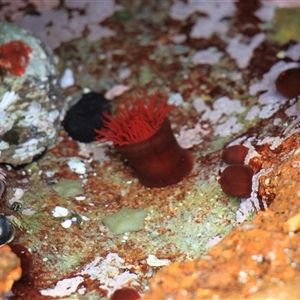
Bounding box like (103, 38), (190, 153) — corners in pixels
(0, 214), (15, 246)
(0, 179), (6, 200)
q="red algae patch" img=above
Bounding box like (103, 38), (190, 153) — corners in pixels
(0, 40), (32, 76)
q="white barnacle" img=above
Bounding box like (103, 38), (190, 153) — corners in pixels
(0, 141), (9, 151)
(52, 206), (69, 218)
(146, 254), (171, 267)
(0, 91), (16, 110)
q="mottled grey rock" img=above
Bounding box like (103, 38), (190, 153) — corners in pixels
(0, 21), (66, 165)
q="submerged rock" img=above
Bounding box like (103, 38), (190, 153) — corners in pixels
(0, 245), (21, 297)
(0, 21), (65, 165)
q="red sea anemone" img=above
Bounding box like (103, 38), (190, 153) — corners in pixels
(95, 94), (194, 187)
(222, 145), (249, 165)
(219, 165), (253, 198)
(275, 67), (300, 99)
(9, 244), (32, 277)
(110, 287), (140, 300)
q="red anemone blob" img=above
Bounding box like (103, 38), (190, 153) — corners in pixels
(95, 95), (194, 187)
(219, 165), (253, 198)
(0, 40), (32, 76)
(275, 67), (300, 99)
(222, 145), (249, 165)
(96, 95), (175, 146)
(110, 287), (140, 300)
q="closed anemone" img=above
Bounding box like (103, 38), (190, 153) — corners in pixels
(275, 67), (300, 99)
(222, 145), (249, 165)
(219, 165), (253, 198)
(110, 287), (140, 300)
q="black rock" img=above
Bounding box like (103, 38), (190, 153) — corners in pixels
(64, 92), (111, 143)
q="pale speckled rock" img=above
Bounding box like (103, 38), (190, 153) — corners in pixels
(0, 21), (66, 165)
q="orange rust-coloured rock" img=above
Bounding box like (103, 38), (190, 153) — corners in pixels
(143, 134), (300, 299)
(0, 245), (22, 297)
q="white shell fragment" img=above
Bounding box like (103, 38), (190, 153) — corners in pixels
(146, 254), (171, 267)
(0, 91), (17, 110)
(104, 84), (131, 100)
(52, 206), (69, 218)
(60, 68), (75, 88)
(22, 208), (35, 215)
(167, 93), (184, 106)
(12, 188), (24, 199)
(67, 157), (86, 174)
(61, 219), (72, 229)
(9, 188), (25, 205)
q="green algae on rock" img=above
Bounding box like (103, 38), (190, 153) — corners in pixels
(102, 207), (147, 235)
(272, 8), (300, 44)
(52, 179), (83, 198)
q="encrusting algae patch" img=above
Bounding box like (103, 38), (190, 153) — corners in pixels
(102, 207), (147, 235)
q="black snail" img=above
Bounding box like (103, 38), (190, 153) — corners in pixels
(0, 214), (15, 246)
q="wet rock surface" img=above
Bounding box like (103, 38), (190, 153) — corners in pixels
(0, 21), (65, 165)
(144, 134), (300, 299)
(1, 1), (300, 299)
(0, 245), (21, 297)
